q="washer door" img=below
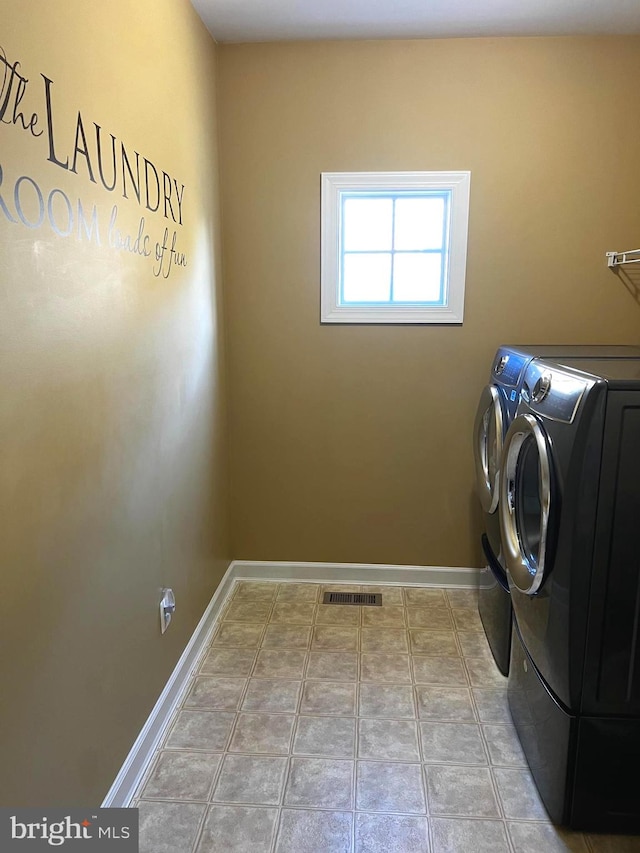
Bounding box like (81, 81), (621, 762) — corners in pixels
(473, 384), (505, 514)
(499, 413), (554, 595)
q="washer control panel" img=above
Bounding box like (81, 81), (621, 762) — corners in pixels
(522, 360), (592, 423)
(492, 349), (529, 387)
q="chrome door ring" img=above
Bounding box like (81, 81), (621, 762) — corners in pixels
(473, 385), (505, 515)
(499, 413), (552, 595)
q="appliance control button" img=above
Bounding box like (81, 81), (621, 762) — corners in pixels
(495, 355), (509, 375)
(532, 373), (551, 403)
(523, 659), (528, 673)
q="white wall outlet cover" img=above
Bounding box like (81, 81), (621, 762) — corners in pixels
(160, 588), (176, 634)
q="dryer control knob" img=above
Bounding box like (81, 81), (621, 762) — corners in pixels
(532, 374), (551, 403)
(495, 355), (508, 375)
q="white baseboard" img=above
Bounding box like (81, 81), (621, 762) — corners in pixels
(231, 559), (484, 589)
(102, 558), (483, 807)
(101, 562), (237, 808)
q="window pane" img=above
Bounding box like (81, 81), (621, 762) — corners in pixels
(393, 253), (443, 303)
(394, 196), (446, 251)
(343, 197), (393, 251)
(342, 253), (392, 303)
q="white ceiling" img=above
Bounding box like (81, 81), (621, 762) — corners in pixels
(191, 0), (640, 44)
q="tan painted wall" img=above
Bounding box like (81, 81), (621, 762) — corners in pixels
(0, 0), (228, 805)
(218, 37), (640, 569)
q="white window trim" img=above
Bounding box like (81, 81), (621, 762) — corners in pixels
(320, 170), (471, 324)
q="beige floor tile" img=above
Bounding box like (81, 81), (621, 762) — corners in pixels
(270, 601), (316, 624)
(321, 584), (362, 594)
(407, 607), (454, 630)
(224, 599), (272, 623)
(404, 588), (447, 607)
(241, 678), (301, 713)
(358, 683), (416, 719)
(212, 754), (288, 805)
(361, 605), (406, 627)
(431, 817), (510, 853)
(409, 630), (459, 657)
(508, 821), (590, 852)
(212, 622), (264, 649)
(355, 813), (429, 853)
(199, 648), (257, 676)
(233, 582), (278, 603)
(464, 656), (507, 687)
(184, 677), (247, 711)
(138, 581), (597, 853)
(456, 630), (494, 659)
(492, 767), (549, 820)
(361, 627), (408, 653)
(412, 656), (468, 686)
(358, 718), (420, 761)
(356, 760), (426, 814)
(415, 686), (476, 722)
(141, 751), (221, 801)
(451, 606), (484, 632)
(293, 715), (356, 757)
(472, 688), (512, 723)
(311, 625), (359, 651)
(284, 757), (354, 809)
(361, 653), (412, 683)
(261, 624), (312, 649)
(315, 603), (361, 626)
(482, 723), (527, 766)
(196, 805), (278, 853)
(363, 585), (405, 606)
(425, 765), (500, 817)
(445, 589), (478, 608)
(165, 710), (235, 752)
(228, 713), (295, 754)
(252, 650), (307, 679)
(277, 583), (320, 603)
(300, 680), (357, 715)
(275, 809), (352, 853)
(306, 651), (358, 681)
(138, 801), (206, 853)
(420, 721), (488, 764)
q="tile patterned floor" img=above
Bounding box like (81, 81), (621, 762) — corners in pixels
(133, 582), (640, 852)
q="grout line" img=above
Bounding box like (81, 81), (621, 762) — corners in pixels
(352, 603), (362, 853)
(137, 794), (569, 826)
(188, 801), (211, 853)
(136, 794), (557, 821)
(407, 601), (434, 853)
(205, 752), (225, 807)
(408, 626), (429, 825)
(270, 583), (320, 852)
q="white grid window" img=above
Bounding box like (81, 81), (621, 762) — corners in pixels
(321, 171), (471, 324)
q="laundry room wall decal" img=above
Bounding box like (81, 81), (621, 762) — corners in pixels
(0, 41), (187, 278)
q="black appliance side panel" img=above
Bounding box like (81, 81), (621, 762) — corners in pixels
(583, 394), (640, 716)
(479, 534), (511, 676)
(508, 620), (574, 825)
(571, 716), (640, 833)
